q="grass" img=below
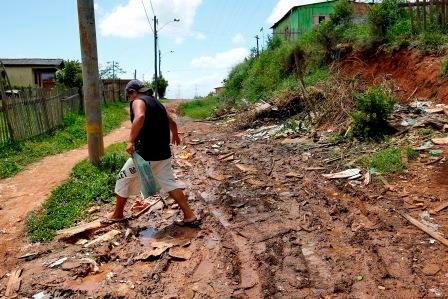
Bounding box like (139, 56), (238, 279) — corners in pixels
(26, 143), (127, 242)
(178, 96), (219, 119)
(362, 146), (406, 174)
(0, 102), (128, 179)
(441, 58), (448, 77)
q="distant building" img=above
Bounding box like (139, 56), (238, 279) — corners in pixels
(214, 86), (224, 95)
(271, 0), (369, 41)
(0, 58), (64, 89)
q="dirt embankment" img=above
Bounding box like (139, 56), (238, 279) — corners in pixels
(338, 49), (448, 102)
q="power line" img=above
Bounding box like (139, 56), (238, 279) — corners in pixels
(141, 0), (154, 33)
(149, 0), (156, 17)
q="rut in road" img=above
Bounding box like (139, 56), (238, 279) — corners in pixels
(0, 120), (131, 277)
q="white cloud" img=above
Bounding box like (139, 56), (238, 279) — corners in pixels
(192, 32), (207, 40)
(191, 48), (249, 69)
(100, 0), (202, 40)
(232, 33), (245, 44)
(267, 0), (325, 25)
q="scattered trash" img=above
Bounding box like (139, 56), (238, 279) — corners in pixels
(235, 163), (257, 173)
(84, 230), (121, 248)
(364, 170), (371, 185)
(415, 141), (433, 151)
(48, 257), (68, 268)
(218, 152), (235, 160)
(354, 274), (363, 281)
(377, 286), (386, 290)
(429, 202), (448, 214)
(400, 118), (416, 127)
(285, 172), (303, 178)
(429, 288), (443, 297)
(430, 149), (443, 156)
(323, 168), (361, 179)
(422, 264), (440, 276)
(179, 150), (194, 160)
(420, 211), (439, 232)
(429, 239), (436, 244)
(425, 107), (445, 114)
(168, 246), (193, 260)
(18, 249), (51, 261)
(32, 291), (49, 299)
(398, 212), (448, 247)
(5, 268), (22, 297)
(87, 206), (101, 214)
(80, 257), (100, 273)
(106, 272), (116, 281)
(432, 137), (448, 145)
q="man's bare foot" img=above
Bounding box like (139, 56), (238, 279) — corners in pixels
(101, 213), (125, 224)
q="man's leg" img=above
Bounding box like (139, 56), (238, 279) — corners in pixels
(110, 195), (127, 220)
(110, 158), (139, 220)
(168, 188), (196, 222)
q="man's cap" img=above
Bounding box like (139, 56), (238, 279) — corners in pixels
(125, 79), (149, 93)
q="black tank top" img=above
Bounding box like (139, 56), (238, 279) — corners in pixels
(130, 95), (171, 161)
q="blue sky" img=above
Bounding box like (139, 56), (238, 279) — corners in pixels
(0, 0), (302, 98)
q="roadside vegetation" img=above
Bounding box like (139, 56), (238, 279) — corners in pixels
(27, 143), (127, 242)
(0, 102), (128, 179)
(180, 0), (448, 136)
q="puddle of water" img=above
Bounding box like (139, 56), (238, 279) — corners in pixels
(140, 227), (157, 239)
(139, 225), (199, 247)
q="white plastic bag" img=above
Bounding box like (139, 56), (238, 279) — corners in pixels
(132, 153), (160, 198)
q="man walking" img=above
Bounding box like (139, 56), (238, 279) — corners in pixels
(109, 80), (198, 226)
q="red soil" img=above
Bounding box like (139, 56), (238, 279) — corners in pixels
(338, 49), (448, 102)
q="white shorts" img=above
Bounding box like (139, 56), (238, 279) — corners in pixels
(114, 158), (184, 198)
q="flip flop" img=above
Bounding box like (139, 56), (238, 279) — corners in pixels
(174, 217), (202, 228)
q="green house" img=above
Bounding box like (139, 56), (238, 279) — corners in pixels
(271, 0), (368, 41)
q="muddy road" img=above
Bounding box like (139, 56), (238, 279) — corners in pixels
(2, 114), (448, 298)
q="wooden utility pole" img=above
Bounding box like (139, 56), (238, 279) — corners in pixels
(77, 0), (104, 165)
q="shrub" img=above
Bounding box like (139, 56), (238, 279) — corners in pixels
(351, 86), (395, 139)
(368, 0), (402, 41)
(329, 0), (353, 26)
(417, 32), (448, 52)
(441, 58), (448, 77)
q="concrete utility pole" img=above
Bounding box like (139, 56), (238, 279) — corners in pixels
(154, 15), (158, 100)
(255, 35), (260, 56)
(158, 50), (162, 76)
(77, 0), (104, 165)
(112, 60), (115, 101)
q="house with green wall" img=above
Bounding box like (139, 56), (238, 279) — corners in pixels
(271, 0), (369, 41)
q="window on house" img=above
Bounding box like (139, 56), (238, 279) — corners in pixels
(313, 15), (328, 26)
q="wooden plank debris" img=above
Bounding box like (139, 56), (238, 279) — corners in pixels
(429, 202), (448, 214)
(84, 230), (121, 248)
(399, 211), (448, 247)
(5, 268), (22, 297)
(56, 219), (104, 240)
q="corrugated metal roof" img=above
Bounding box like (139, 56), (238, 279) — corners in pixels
(0, 58), (64, 67)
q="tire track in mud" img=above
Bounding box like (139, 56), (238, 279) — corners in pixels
(182, 119), (448, 298)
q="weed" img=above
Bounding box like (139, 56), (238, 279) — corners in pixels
(441, 57), (448, 77)
(416, 32), (448, 52)
(351, 86), (395, 140)
(178, 96), (220, 119)
(364, 146), (405, 174)
(406, 147), (419, 160)
(26, 143), (127, 242)
(0, 102), (128, 179)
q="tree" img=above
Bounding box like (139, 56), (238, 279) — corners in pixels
(56, 60), (83, 89)
(99, 61), (125, 80)
(152, 76), (169, 99)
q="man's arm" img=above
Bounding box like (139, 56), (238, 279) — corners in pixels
(166, 111), (181, 145)
(127, 99), (146, 154)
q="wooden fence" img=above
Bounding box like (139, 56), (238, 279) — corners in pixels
(401, 0), (448, 33)
(0, 88), (80, 145)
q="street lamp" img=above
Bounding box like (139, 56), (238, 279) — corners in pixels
(159, 18), (180, 32)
